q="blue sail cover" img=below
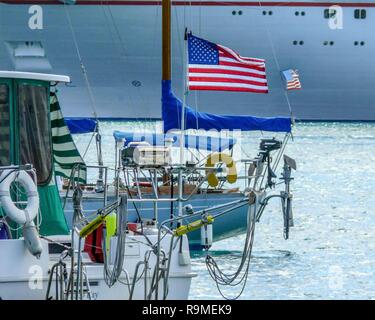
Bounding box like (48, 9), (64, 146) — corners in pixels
(113, 130), (236, 152)
(65, 118), (97, 134)
(162, 80), (292, 133)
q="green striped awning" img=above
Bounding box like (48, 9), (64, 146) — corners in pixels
(50, 92), (86, 183)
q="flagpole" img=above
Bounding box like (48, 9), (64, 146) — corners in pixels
(162, 0), (171, 82)
(180, 29), (188, 165)
(178, 29), (188, 218)
(284, 90), (294, 123)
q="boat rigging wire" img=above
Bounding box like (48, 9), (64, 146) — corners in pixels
(63, 3), (99, 120)
(256, 1), (294, 119)
(63, 3), (103, 163)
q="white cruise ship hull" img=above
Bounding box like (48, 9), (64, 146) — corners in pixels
(0, 0), (374, 120)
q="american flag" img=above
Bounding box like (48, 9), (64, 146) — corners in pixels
(187, 34), (268, 93)
(282, 69), (301, 90)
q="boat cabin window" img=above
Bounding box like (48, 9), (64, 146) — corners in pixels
(18, 83), (52, 185)
(0, 84), (10, 166)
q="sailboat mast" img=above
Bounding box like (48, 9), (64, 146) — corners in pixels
(162, 0), (171, 81)
(162, 0), (185, 220)
(162, 0), (186, 164)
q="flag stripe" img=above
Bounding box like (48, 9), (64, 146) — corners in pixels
(219, 55), (266, 65)
(288, 80), (301, 85)
(188, 81), (268, 90)
(219, 59), (266, 72)
(287, 79), (301, 89)
(189, 64), (266, 75)
(189, 72), (268, 83)
(189, 67), (266, 79)
(189, 77), (268, 87)
(218, 52), (265, 64)
(189, 85), (268, 93)
(218, 45), (266, 66)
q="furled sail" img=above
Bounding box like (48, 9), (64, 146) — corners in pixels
(113, 130), (236, 152)
(162, 80), (292, 133)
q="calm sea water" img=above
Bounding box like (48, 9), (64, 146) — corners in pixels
(74, 121), (375, 300)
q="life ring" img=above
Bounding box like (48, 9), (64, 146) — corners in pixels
(0, 170), (39, 225)
(206, 153), (237, 187)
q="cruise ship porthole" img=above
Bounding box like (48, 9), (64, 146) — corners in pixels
(293, 41), (298, 45)
(323, 41), (328, 46)
(132, 80), (142, 87)
(329, 41), (334, 46)
(324, 9), (336, 19)
(354, 41), (359, 46)
(295, 11), (306, 16)
(268, 11), (273, 15)
(238, 10), (243, 15)
(360, 41), (365, 46)
(262, 11), (267, 15)
(354, 9), (366, 19)
(299, 41), (304, 45)
(232, 11), (236, 15)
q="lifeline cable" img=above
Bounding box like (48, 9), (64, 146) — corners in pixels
(102, 195), (127, 287)
(205, 198), (257, 300)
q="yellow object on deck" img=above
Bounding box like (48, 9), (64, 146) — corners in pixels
(173, 215), (214, 237)
(79, 215), (105, 238)
(105, 213), (117, 254)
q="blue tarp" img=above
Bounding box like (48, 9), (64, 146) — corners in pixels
(113, 130), (236, 152)
(65, 118), (97, 134)
(162, 80), (292, 133)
